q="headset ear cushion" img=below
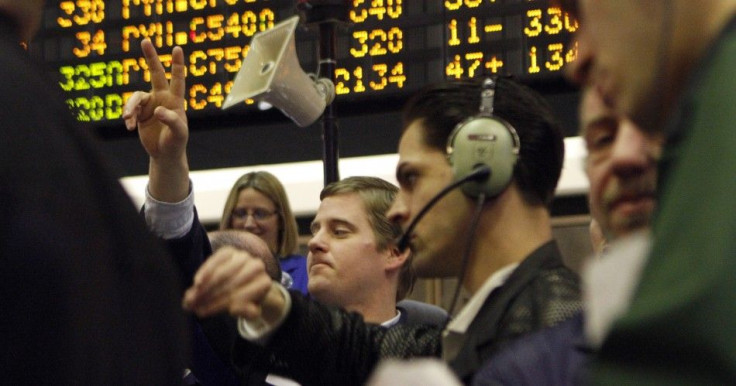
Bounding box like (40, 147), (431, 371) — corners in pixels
(447, 116), (519, 198)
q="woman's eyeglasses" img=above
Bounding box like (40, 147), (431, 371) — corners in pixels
(231, 208), (277, 221)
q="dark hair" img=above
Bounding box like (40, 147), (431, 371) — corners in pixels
(320, 176), (416, 301)
(401, 78), (565, 206)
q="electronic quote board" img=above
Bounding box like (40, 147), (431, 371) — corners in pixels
(32, 0), (578, 125)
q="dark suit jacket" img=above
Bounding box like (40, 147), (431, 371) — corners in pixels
(450, 241), (582, 382)
(165, 211), (250, 386)
(472, 313), (590, 386)
(229, 240), (581, 385)
(0, 14), (187, 385)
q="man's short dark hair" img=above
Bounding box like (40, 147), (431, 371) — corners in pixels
(401, 78), (565, 207)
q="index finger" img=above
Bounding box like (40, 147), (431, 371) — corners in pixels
(141, 38), (169, 91)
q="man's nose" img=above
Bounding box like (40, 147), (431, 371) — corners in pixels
(307, 230), (327, 253)
(386, 194), (408, 228)
(610, 123), (651, 176)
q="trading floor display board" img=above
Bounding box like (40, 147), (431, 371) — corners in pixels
(33, 0), (577, 125)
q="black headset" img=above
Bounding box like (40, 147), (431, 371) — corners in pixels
(446, 78), (521, 198)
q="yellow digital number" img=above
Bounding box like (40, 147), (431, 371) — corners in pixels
(448, 19), (461, 46)
(351, 0), (402, 23)
(351, 28), (403, 58)
(446, 55), (464, 78)
(545, 43), (564, 71)
(565, 11), (579, 32)
(444, 0), (487, 11)
(59, 66), (75, 91)
(353, 67), (366, 93)
(566, 41), (578, 63)
(528, 46), (541, 74)
(386, 0), (402, 18)
(350, 0), (368, 23)
(207, 14), (225, 41)
(444, 0), (462, 11)
(526, 8), (578, 37)
(545, 7), (563, 35)
(57, 0), (104, 27)
(57, 2), (75, 27)
(369, 30), (388, 56)
(388, 62), (405, 88)
(465, 52), (483, 78)
(524, 9), (542, 37)
(387, 27), (403, 53)
(370, 64), (388, 90)
(73, 30), (106, 58)
(369, 0), (387, 20)
(87, 62), (107, 88)
(189, 82), (230, 110)
(445, 53), (485, 78)
(467, 17), (480, 44)
(350, 31), (369, 58)
(226, 13), (242, 38)
(335, 68), (351, 95)
(223, 46), (245, 73)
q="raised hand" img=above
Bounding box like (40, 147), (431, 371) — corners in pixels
(122, 39), (189, 202)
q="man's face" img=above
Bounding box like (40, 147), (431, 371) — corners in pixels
(307, 193), (392, 308)
(567, 0), (671, 129)
(581, 89), (663, 240)
(387, 121), (474, 278)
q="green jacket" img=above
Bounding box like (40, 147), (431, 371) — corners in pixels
(593, 15), (736, 385)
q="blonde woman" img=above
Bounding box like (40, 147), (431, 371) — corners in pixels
(220, 171), (308, 294)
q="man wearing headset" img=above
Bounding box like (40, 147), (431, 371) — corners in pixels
(124, 40), (581, 384)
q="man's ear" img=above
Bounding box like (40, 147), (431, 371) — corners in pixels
(384, 244), (410, 272)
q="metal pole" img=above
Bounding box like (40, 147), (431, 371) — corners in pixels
(319, 22), (339, 186)
(297, 0), (349, 187)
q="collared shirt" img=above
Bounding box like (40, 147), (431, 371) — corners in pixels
(582, 231), (651, 348)
(442, 262), (519, 361)
(382, 310), (402, 327)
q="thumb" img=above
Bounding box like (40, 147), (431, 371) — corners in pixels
(154, 106), (187, 139)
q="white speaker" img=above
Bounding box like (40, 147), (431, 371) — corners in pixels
(222, 15), (335, 127)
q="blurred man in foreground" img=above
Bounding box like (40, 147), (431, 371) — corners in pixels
(0, 1), (186, 384)
(561, 0), (736, 382)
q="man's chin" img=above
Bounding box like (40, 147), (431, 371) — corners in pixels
(412, 254), (456, 279)
(307, 281), (332, 301)
(611, 217), (652, 239)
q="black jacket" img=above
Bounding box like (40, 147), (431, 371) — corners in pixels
(231, 241), (581, 385)
(1, 13), (187, 385)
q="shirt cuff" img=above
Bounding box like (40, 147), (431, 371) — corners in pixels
(237, 283), (292, 344)
(144, 181), (195, 239)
